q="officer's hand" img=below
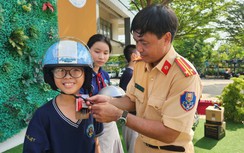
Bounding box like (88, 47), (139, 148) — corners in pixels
(87, 95), (111, 104)
(91, 102), (122, 123)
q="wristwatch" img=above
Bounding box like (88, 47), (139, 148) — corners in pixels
(117, 110), (128, 126)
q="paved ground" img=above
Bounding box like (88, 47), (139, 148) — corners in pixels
(0, 79), (233, 152)
(200, 79), (233, 101)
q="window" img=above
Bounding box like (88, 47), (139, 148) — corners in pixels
(99, 18), (112, 39)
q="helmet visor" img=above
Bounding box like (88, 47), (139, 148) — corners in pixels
(42, 39), (93, 68)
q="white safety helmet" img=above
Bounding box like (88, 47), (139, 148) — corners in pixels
(98, 86), (125, 98)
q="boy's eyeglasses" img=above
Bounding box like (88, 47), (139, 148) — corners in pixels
(53, 68), (84, 79)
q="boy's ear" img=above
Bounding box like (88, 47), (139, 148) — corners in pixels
(131, 52), (141, 61)
(131, 53), (137, 61)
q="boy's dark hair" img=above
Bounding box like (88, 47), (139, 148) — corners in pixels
(123, 44), (136, 63)
(131, 4), (178, 42)
(87, 34), (112, 53)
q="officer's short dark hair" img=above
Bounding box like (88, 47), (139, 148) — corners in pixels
(131, 4), (178, 42)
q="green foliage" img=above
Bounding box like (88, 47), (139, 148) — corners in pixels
(8, 28), (29, 56)
(18, 0), (33, 13)
(104, 55), (126, 73)
(218, 0), (244, 47)
(218, 76), (244, 123)
(1, 62), (12, 72)
(0, 0), (58, 142)
(28, 25), (39, 39)
(0, 4), (4, 28)
(22, 4), (32, 12)
(171, 0), (235, 41)
(217, 43), (244, 61)
(130, 0), (243, 75)
(130, 0), (236, 41)
(174, 38), (213, 72)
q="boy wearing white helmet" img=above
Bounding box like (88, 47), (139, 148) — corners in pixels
(23, 38), (103, 153)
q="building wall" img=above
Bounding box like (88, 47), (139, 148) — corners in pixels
(57, 0), (97, 43)
(58, 0), (134, 54)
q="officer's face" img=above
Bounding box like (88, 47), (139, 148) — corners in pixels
(133, 31), (170, 66)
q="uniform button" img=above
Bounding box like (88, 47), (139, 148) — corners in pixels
(151, 78), (154, 81)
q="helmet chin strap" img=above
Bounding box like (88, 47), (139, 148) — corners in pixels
(59, 91), (91, 116)
(60, 91), (88, 102)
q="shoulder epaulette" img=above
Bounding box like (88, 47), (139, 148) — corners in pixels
(175, 57), (196, 77)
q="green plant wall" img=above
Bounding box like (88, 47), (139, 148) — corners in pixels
(0, 0), (59, 142)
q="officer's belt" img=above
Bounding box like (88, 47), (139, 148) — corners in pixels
(144, 143), (185, 152)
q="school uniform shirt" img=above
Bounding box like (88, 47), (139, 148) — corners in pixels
(80, 68), (124, 153)
(126, 48), (202, 153)
(119, 67), (133, 91)
(91, 68), (110, 95)
(23, 98), (103, 153)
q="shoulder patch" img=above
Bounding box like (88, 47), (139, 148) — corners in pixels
(175, 57), (196, 77)
(180, 91), (196, 111)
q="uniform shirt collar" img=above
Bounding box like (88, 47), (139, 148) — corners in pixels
(92, 67), (103, 77)
(145, 48), (177, 75)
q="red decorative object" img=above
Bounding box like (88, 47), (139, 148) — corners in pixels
(42, 2), (54, 12)
(197, 100), (216, 115)
(197, 99), (221, 115)
(76, 98), (83, 111)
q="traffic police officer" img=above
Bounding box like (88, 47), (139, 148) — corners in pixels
(89, 4), (202, 153)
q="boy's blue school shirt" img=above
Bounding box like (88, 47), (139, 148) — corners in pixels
(23, 98), (103, 153)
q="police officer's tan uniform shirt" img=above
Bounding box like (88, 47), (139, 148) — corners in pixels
(126, 48), (202, 153)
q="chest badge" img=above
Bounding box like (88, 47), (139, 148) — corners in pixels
(86, 124), (94, 138)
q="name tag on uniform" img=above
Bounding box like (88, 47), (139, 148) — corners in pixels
(135, 83), (144, 92)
